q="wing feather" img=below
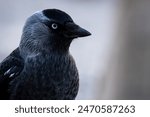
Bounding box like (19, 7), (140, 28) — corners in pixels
(0, 48), (23, 99)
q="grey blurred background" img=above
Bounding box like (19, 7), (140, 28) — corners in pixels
(0, 0), (150, 99)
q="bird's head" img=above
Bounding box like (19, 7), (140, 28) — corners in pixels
(20, 9), (91, 54)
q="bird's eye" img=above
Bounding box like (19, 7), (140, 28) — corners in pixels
(51, 23), (58, 29)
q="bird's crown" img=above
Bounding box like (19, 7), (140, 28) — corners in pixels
(43, 9), (73, 24)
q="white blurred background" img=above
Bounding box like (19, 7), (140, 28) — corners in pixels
(1, 0), (150, 99)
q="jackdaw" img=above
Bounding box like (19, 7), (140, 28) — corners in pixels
(0, 9), (91, 100)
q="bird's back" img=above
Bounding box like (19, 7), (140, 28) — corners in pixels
(0, 48), (23, 99)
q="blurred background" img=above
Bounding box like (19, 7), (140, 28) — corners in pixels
(1, 0), (150, 99)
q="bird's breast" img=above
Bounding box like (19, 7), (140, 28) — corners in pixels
(14, 53), (79, 99)
(25, 53), (78, 80)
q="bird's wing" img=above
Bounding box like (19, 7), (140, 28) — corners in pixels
(0, 47), (24, 99)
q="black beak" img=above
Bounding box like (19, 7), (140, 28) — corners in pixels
(64, 22), (91, 39)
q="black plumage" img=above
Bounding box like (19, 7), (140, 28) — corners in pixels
(0, 48), (23, 99)
(0, 9), (91, 100)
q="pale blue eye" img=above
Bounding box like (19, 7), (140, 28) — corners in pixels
(51, 23), (58, 29)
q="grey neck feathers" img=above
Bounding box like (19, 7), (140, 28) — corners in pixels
(19, 22), (71, 59)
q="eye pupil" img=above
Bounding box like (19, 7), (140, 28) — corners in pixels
(52, 23), (58, 29)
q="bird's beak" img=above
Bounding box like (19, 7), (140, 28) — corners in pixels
(64, 22), (91, 39)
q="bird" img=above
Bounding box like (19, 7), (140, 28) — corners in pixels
(0, 9), (91, 100)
